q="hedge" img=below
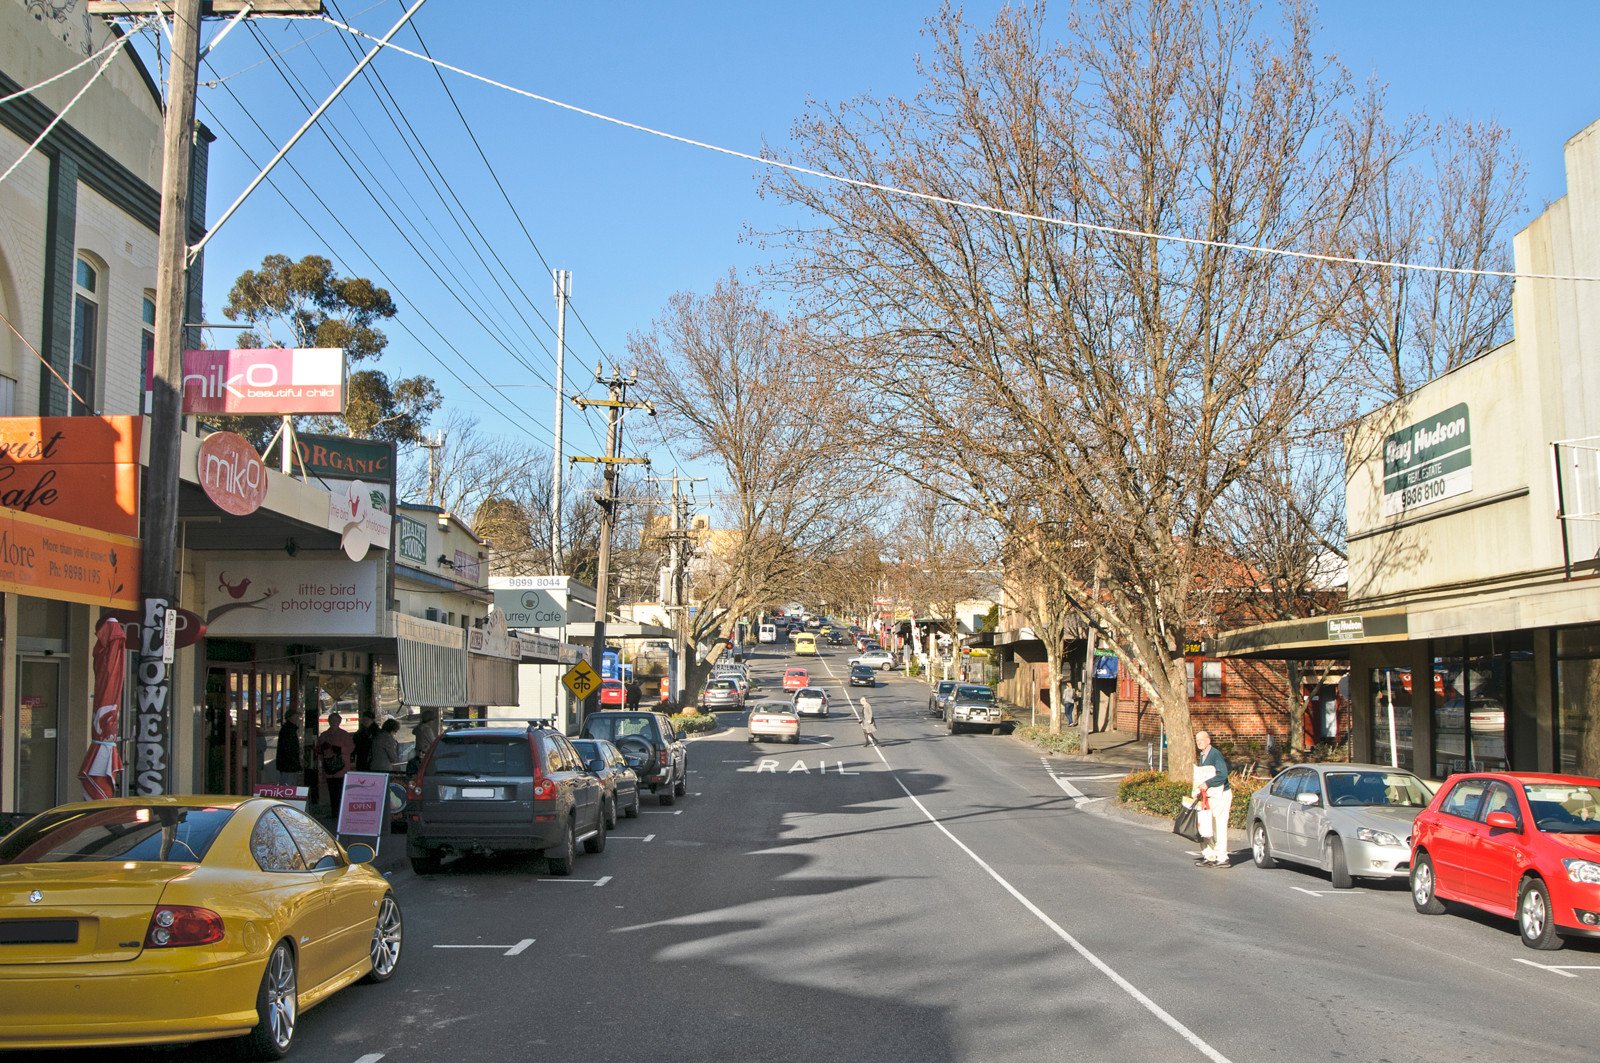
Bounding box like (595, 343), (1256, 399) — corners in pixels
(669, 711), (719, 735)
(1012, 725), (1082, 755)
(1117, 770), (1267, 829)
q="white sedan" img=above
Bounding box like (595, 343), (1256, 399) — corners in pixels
(849, 649), (896, 670)
(792, 687), (830, 717)
(748, 705), (800, 743)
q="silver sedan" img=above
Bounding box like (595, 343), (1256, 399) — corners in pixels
(1247, 763), (1434, 888)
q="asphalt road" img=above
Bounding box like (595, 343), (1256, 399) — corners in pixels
(60, 641), (1600, 1063)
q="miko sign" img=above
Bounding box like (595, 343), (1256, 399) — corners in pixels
(562, 660), (600, 700)
(182, 348), (345, 415)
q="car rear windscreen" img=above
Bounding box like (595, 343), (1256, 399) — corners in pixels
(0, 805), (235, 864)
(584, 714), (661, 743)
(431, 736), (533, 777)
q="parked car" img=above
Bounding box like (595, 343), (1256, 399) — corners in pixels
(599, 679), (627, 708)
(849, 664), (877, 688)
(946, 685), (1002, 733)
(0, 796), (401, 1059)
(929, 680), (958, 717)
(1410, 772), (1600, 949)
(1248, 764), (1434, 888)
(782, 667), (810, 691)
(699, 678), (746, 711)
(792, 687), (830, 717)
(406, 723), (606, 875)
(571, 737), (641, 825)
(748, 704), (800, 743)
(850, 649), (896, 671)
(580, 711), (690, 807)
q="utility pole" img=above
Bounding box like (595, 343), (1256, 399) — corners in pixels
(549, 269), (570, 574)
(571, 367), (653, 717)
(420, 430), (446, 506)
(644, 467), (704, 705)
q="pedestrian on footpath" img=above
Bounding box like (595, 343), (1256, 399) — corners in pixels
(1061, 680), (1077, 727)
(353, 709), (379, 771)
(315, 712), (355, 815)
(860, 697), (878, 746)
(369, 718), (402, 774)
(411, 707), (440, 772)
(274, 709), (303, 786)
(1192, 729), (1232, 869)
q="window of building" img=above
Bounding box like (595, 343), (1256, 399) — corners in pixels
(1431, 633), (1524, 778)
(1556, 625), (1600, 777)
(140, 292), (155, 414)
(1185, 658), (1225, 697)
(70, 256), (100, 415)
(1370, 666), (1414, 772)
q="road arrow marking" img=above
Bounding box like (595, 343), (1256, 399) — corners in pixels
(433, 938), (534, 957)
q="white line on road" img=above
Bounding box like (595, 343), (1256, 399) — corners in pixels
(353, 1055), (386, 1063)
(538, 876), (611, 885)
(1515, 957), (1600, 977)
(611, 833), (656, 841)
(1290, 886), (1360, 898)
(433, 938), (534, 957)
(1058, 772), (1128, 781)
(1515, 958), (1580, 978)
(642, 809), (683, 815)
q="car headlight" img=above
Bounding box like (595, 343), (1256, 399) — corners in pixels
(1356, 827), (1402, 847)
(1564, 859), (1600, 885)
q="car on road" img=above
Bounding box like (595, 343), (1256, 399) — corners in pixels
(599, 679), (627, 708)
(699, 678), (746, 711)
(945, 685), (1003, 733)
(0, 795), (402, 1059)
(792, 632), (819, 656)
(792, 687), (830, 717)
(748, 703), (800, 743)
(929, 680), (958, 717)
(849, 664), (877, 687)
(783, 667), (810, 691)
(1248, 764), (1433, 888)
(407, 722), (606, 875)
(1410, 772), (1600, 950)
(758, 623), (777, 643)
(850, 649), (896, 671)
(580, 710), (690, 807)
(572, 737), (641, 826)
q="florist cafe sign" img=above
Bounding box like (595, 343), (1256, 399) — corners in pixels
(182, 348), (345, 415)
(1381, 403), (1471, 517)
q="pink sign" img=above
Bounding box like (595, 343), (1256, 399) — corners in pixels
(181, 348), (345, 415)
(252, 782), (308, 811)
(197, 431), (267, 516)
(336, 771), (390, 837)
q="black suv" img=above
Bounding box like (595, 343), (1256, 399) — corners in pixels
(580, 711), (688, 807)
(406, 722), (606, 875)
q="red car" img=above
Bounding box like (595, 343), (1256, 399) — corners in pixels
(599, 679), (627, 707)
(782, 667), (809, 692)
(1410, 771), (1600, 950)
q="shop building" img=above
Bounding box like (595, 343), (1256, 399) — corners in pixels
(1216, 115), (1600, 781)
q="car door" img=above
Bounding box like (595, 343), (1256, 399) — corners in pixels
(268, 807), (347, 989)
(1273, 769), (1312, 860)
(1427, 777), (1490, 902)
(1468, 781), (1529, 915)
(1260, 769), (1300, 860)
(555, 736), (602, 832)
(280, 806), (376, 977)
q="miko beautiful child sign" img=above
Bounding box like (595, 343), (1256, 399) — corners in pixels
(181, 348), (346, 415)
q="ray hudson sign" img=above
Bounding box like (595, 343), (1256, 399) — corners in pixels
(1381, 403), (1471, 517)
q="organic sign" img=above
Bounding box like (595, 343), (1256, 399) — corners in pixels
(197, 432), (268, 516)
(1381, 403), (1471, 517)
(294, 432), (393, 482)
(0, 507), (139, 608)
(0, 415), (140, 537)
(181, 348), (345, 415)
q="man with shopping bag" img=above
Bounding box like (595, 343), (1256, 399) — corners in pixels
(1191, 729), (1232, 869)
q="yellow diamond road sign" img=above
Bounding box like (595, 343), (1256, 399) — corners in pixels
(562, 660), (601, 700)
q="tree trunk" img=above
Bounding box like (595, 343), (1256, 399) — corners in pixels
(1155, 656), (1198, 781)
(1045, 651), (1062, 736)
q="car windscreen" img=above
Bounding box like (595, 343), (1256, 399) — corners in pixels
(430, 735), (533, 777)
(1322, 771), (1431, 808)
(583, 714), (661, 743)
(937, 682), (957, 694)
(796, 688), (825, 697)
(1524, 782), (1600, 832)
(0, 805), (236, 864)
(707, 680), (737, 691)
(954, 686), (994, 701)
(851, 665), (874, 674)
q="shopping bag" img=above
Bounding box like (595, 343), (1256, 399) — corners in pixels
(1196, 806), (1214, 840)
(1172, 801), (1204, 842)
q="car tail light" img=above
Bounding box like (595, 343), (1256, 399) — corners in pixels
(532, 778), (559, 800)
(145, 906), (224, 948)
(659, 750), (669, 767)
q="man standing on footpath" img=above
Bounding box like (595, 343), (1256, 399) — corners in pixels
(316, 713), (355, 816)
(1193, 729), (1232, 869)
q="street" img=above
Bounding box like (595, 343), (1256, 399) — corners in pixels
(57, 646), (1600, 1063)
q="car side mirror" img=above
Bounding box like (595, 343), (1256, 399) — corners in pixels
(344, 842), (376, 864)
(587, 759), (605, 773)
(1294, 791), (1321, 807)
(1485, 810), (1520, 831)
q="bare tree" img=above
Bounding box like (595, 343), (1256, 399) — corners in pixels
(884, 487), (996, 677)
(769, 0), (1387, 777)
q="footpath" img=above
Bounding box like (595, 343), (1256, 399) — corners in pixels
(1031, 726), (1178, 835)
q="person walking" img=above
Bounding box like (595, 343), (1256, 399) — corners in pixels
(860, 697), (878, 746)
(273, 709), (303, 787)
(369, 718), (402, 774)
(412, 707), (440, 767)
(1061, 680), (1078, 728)
(352, 709), (379, 771)
(315, 712), (355, 816)
(1192, 729), (1233, 869)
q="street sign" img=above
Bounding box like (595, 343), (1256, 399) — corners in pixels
(563, 660), (601, 700)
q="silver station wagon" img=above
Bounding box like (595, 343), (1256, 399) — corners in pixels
(1247, 763), (1434, 888)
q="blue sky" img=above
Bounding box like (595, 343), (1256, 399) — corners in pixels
(162, 1), (1600, 482)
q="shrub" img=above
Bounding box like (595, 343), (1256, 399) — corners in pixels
(1013, 725), (1082, 755)
(669, 712), (718, 735)
(1118, 770), (1268, 829)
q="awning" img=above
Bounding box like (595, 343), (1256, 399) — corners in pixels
(1210, 607), (1408, 661)
(565, 621), (676, 640)
(469, 654), (516, 706)
(394, 614), (466, 706)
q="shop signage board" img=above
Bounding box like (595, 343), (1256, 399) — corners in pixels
(326, 478), (393, 562)
(492, 587), (566, 629)
(294, 432), (393, 482)
(336, 771), (389, 854)
(1381, 403), (1472, 517)
(181, 348), (345, 415)
(562, 660), (600, 700)
(0, 415), (141, 537)
(396, 514), (428, 565)
(252, 783), (308, 811)
(517, 632), (562, 661)
(468, 610), (519, 659)
(197, 431), (268, 516)
(1327, 616), (1366, 641)
(101, 605), (206, 648)
(203, 554), (382, 636)
(0, 507), (139, 608)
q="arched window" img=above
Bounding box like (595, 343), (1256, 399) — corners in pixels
(70, 255), (101, 415)
(141, 291), (155, 414)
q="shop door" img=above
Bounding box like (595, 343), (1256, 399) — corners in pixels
(206, 665), (298, 796)
(17, 658), (65, 813)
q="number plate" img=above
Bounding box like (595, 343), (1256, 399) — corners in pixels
(460, 787), (497, 799)
(0, 919), (79, 945)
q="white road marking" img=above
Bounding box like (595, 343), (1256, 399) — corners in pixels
(643, 809), (683, 815)
(1039, 756), (1095, 809)
(1515, 957), (1600, 978)
(433, 938), (534, 957)
(537, 876), (612, 886)
(611, 833), (656, 841)
(354, 1055), (386, 1063)
(1290, 886), (1360, 898)
(1058, 772), (1127, 781)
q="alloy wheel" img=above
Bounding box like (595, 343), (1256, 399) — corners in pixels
(1521, 886), (1547, 940)
(265, 944), (297, 1050)
(370, 895), (403, 977)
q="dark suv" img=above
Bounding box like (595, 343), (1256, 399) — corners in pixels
(580, 711), (689, 807)
(406, 722), (606, 875)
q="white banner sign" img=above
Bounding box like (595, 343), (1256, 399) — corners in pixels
(204, 554), (382, 636)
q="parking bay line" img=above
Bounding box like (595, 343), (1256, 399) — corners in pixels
(642, 809), (684, 815)
(353, 1055), (386, 1063)
(1515, 958), (1600, 978)
(610, 833), (656, 842)
(537, 875), (612, 887)
(1290, 886), (1361, 899)
(433, 938), (534, 957)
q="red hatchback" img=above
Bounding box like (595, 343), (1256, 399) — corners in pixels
(599, 679), (627, 708)
(1410, 772), (1600, 950)
(782, 668), (809, 692)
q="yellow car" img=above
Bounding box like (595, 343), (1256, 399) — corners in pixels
(0, 795), (402, 1058)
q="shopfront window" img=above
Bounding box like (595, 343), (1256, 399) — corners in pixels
(1556, 626), (1600, 777)
(1371, 666), (1413, 772)
(1431, 633), (1527, 778)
